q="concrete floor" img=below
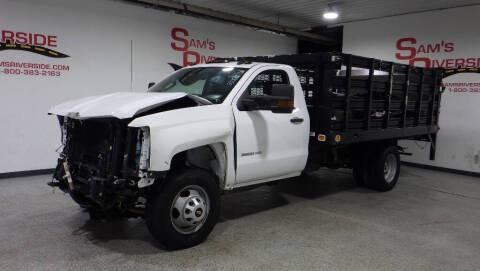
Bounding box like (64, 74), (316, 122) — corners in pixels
(0, 166), (479, 271)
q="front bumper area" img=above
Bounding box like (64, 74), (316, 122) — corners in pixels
(49, 159), (142, 210)
(48, 117), (166, 216)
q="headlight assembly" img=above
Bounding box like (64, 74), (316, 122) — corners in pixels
(138, 127), (150, 171)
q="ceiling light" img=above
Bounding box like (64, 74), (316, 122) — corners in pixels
(323, 4), (339, 20)
(323, 11), (338, 19)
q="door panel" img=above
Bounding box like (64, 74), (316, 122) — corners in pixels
(233, 67), (309, 185)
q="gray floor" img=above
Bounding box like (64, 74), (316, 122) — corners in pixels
(0, 166), (479, 271)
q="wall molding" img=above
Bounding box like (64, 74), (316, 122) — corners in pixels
(0, 168), (55, 180)
(402, 162), (480, 178)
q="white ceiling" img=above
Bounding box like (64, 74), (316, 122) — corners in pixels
(175, 0), (480, 29)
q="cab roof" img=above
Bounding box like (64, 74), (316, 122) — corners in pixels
(189, 61), (284, 69)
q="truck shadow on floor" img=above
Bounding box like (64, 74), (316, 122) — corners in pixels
(71, 169), (365, 252)
(219, 169), (366, 221)
(72, 214), (165, 254)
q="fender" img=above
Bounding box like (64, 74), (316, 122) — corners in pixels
(128, 104), (236, 189)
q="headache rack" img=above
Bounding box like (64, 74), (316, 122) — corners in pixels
(215, 52), (444, 159)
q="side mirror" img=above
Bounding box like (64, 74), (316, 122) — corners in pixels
(270, 84), (295, 113)
(148, 82), (155, 89)
(239, 84), (294, 113)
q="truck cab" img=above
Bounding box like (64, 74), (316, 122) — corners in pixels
(131, 62), (311, 189)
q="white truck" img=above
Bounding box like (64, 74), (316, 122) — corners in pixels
(49, 52), (443, 249)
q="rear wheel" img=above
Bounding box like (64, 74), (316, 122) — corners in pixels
(366, 146), (400, 191)
(146, 168), (220, 250)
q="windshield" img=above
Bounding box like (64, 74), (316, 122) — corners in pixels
(149, 67), (248, 103)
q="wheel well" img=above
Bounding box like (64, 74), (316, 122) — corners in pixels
(169, 144), (226, 189)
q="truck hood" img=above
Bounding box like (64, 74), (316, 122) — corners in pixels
(48, 92), (210, 119)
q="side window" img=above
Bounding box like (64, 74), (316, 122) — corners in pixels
(246, 70), (290, 96)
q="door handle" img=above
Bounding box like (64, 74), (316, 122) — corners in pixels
(290, 117), (304, 124)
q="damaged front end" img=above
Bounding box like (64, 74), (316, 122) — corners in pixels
(49, 116), (158, 218)
(48, 94), (207, 218)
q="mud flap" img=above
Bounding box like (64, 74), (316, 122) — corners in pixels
(429, 133), (437, 161)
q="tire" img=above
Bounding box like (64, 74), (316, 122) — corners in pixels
(366, 145), (400, 191)
(146, 168), (220, 250)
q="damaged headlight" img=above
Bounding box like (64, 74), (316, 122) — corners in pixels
(137, 127), (150, 171)
(57, 116), (71, 157)
(61, 117), (68, 146)
(137, 127), (154, 188)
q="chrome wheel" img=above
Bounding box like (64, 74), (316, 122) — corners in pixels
(170, 185), (210, 235)
(384, 153), (397, 183)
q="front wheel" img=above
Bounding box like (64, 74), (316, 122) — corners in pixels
(146, 169), (220, 250)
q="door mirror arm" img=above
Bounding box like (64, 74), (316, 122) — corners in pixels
(239, 96), (261, 111)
